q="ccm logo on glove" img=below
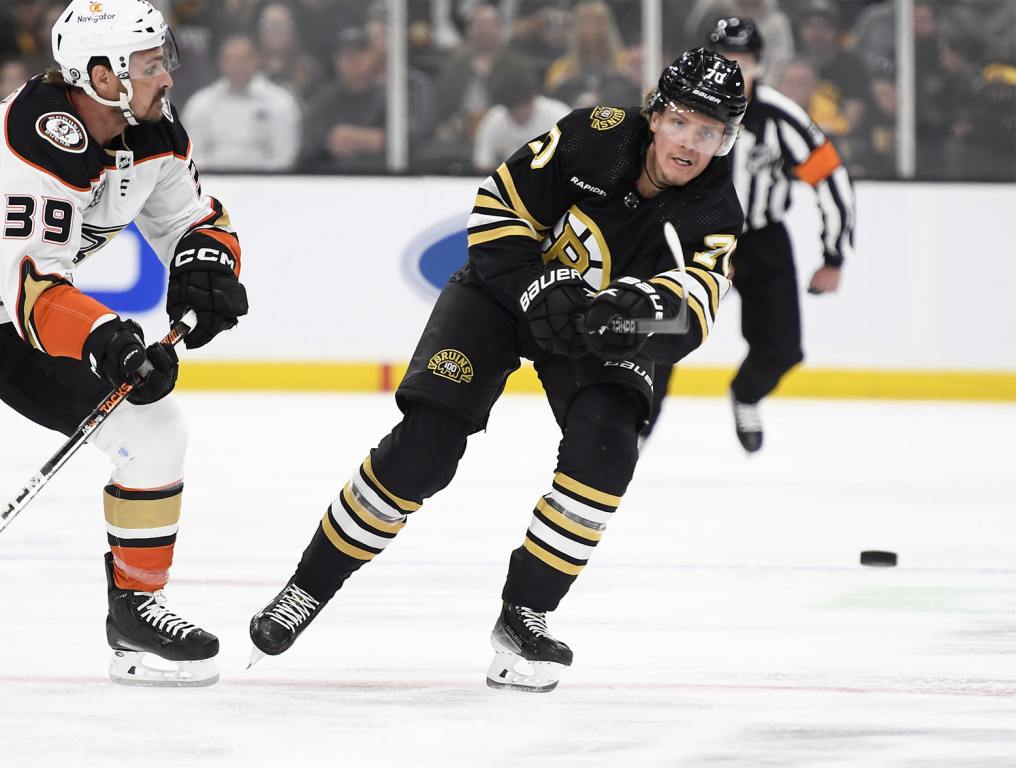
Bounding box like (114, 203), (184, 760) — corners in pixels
(173, 247), (237, 272)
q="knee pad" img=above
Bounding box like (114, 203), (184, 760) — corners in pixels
(372, 400), (472, 501)
(90, 396), (188, 489)
(559, 385), (641, 495)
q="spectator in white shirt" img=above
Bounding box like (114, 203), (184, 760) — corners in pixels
(473, 59), (570, 172)
(182, 33), (301, 171)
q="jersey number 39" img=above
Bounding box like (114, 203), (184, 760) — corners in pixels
(3, 195), (73, 245)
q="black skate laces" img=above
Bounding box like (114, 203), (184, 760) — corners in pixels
(516, 606), (551, 639)
(135, 591), (197, 639)
(265, 584), (320, 631)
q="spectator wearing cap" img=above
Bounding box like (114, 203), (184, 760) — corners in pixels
(182, 32), (302, 171)
(472, 60), (569, 172)
(796, 0), (867, 139)
(301, 27), (386, 172)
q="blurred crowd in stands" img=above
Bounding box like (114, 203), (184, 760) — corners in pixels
(2, 0), (1015, 180)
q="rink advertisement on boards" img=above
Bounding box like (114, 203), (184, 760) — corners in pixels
(71, 176), (1016, 380)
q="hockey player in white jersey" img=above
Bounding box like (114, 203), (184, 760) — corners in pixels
(0, 0), (248, 686)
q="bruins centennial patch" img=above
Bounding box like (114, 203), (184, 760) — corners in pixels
(590, 106), (625, 131)
(428, 349), (473, 383)
(36, 112), (88, 153)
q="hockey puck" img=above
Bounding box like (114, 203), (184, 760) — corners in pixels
(860, 550), (897, 567)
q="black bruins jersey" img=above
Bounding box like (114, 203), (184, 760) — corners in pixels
(462, 106), (743, 362)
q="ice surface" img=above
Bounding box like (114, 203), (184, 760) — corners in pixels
(2, 392), (1015, 767)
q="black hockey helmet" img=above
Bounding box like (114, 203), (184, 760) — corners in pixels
(648, 47), (747, 155)
(708, 17), (765, 60)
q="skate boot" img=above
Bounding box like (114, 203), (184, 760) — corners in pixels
(248, 578), (323, 667)
(486, 602), (573, 693)
(104, 553), (219, 687)
(731, 391), (763, 453)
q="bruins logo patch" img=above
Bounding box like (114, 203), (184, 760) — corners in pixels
(36, 112), (88, 153)
(428, 349), (473, 383)
(590, 106), (625, 131)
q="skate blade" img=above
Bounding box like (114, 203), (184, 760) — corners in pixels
(485, 650), (563, 693)
(247, 646), (266, 669)
(109, 650), (219, 687)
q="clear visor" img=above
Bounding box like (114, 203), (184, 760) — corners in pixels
(127, 30), (180, 80)
(656, 102), (739, 157)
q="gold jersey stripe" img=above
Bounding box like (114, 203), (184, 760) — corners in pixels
(495, 163), (548, 232)
(651, 274), (684, 300)
(553, 472), (621, 508)
(686, 293), (710, 340)
(685, 267), (721, 316)
(536, 497), (602, 542)
(467, 225), (542, 248)
(362, 456), (420, 513)
(473, 191), (516, 216)
(523, 537), (585, 576)
(342, 483), (406, 535)
(103, 492), (182, 529)
(321, 510), (375, 561)
(651, 275), (711, 339)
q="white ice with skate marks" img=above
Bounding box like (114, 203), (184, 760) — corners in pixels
(1, 392), (1016, 767)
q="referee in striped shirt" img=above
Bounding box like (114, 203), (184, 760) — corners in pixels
(645, 16), (856, 453)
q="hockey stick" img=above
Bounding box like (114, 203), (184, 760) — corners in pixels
(576, 221), (692, 336)
(660, 221), (691, 334)
(0, 310), (198, 535)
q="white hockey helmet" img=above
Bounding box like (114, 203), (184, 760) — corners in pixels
(51, 0), (179, 126)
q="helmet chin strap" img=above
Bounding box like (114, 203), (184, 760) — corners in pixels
(81, 78), (139, 127)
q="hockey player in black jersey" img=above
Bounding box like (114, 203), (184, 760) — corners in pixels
(0, 0), (248, 686)
(250, 48), (746, 691)
(644, 17), (856, 453)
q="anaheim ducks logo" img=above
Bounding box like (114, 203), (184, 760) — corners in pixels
(590, 106), (625, 131)
(36, 112), (88, 153)
(428, 349), (473, 383)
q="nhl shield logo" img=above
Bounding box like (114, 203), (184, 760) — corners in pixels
(590, 106), (625, 131)
(36, 112), (88, 153)
(428, 349), (474, 383)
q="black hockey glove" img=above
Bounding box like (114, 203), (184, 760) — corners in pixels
(584, 277), (665, 361)
(520, 265), (592, 358)
(83, 318), (179, 405)
(167, 231), (248, 349)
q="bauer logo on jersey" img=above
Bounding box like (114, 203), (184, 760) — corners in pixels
(36, 112), (88, 153)
(428, 349), (474, 384)
(590, 107), (625, 131)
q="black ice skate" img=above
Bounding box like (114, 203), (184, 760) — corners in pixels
(731, 391), (763, 453)
(248, 579), (323, 667)
(104, 553), (219, 687)
(486, 602), (573, 692)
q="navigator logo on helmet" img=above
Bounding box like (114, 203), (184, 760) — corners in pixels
(645, 47), (747, 157)
(51, 0), (180, 126)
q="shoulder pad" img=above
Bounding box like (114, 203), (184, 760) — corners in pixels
(554, 106), (646, 178)
(4, 77), (106, 192)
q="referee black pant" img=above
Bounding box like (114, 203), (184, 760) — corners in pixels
(644, 221), (803, 435)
